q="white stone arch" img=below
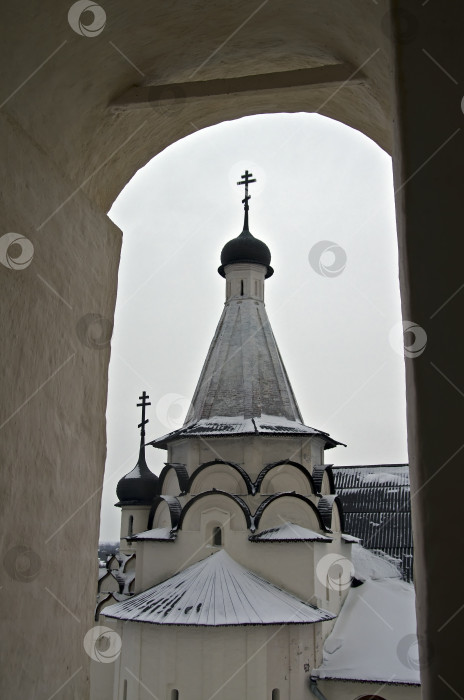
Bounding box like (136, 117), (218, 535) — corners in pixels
(178, 492), (251, 532)
(158, 463), (189, 496)
(148, 496), (182, 530)
(318, 495), (345, 533)
(255, 494), (323, 532)
(257, 461), (315, 496)
(189, 461), (251, 496)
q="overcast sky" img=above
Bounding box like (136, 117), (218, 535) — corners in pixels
(99, 112), (407, 541)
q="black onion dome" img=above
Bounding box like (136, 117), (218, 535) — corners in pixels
(116, 448), (159, 506)
(218, 229), (274, 278)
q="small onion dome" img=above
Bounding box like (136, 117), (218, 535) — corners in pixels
(218, 229), (274, 278)
(116, 448), (159, 506)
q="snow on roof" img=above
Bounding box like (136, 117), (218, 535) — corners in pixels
(149, 415), (342, 449)
(332, 464), (409, 489)
(249, 522), (333, 543)
(98, 567), (108, 581)
(332, 465), (413, 581)
(315, 577), (420, 685)
(341, 534), (361, 544)
(131, 527), (177, 542)
(352, 544), (402, 582)
(103, 550), (335, 627)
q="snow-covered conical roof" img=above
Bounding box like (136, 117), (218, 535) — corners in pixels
(103, 550), (335, 626)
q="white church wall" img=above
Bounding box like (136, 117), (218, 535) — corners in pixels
(169, 436), (324, 482)
(119, 505), (151, 554)
(108, 623), (324, 700)
(223, 262), (267, 302)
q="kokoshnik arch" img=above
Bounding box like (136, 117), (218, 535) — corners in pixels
(0, 2), (463, 699)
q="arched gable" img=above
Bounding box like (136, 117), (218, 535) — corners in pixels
(188, 460), (253, 496)
(255, 460), (315, 495)
(254, 493), (325, 532)
(311, 464), (335, 495)
(158, 463), (189, 495)
(178, 491), (252, 532)
(318, 495), (345, 532)
(147, 496), (182, 530)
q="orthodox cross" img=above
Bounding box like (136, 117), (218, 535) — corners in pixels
(237, 169), (256, 231)
(137, 391), (151, 438)
(237, 169), (256, 211)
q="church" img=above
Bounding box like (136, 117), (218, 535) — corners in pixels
(94, 172), (420, 700)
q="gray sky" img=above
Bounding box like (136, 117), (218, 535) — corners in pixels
(99, 112), (407, 541)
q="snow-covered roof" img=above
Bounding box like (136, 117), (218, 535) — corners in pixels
(178, 298), (305, 425)
(103, 550), (335, 627)
(131, 527), (177, 541)
(332, 464), (413, 581)
(341, 533), (361, 544)
(352, 544), (402, 582)
(314, 577), (420, 685)
(249, 522), (333, 543)
(149, 414), (342, 449)
(98, 567), (108, 581)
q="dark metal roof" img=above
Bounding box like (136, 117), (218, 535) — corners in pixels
(149, 417), (342, 450)
(332, 465), (413, 581)
(218, 228), (274, 278)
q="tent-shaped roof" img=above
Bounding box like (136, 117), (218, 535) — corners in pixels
(148, 296), (342, 450)
(103, 550), (335, 627)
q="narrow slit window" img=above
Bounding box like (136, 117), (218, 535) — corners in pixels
(128, 515), (134, 537)
(123, 680), (128, 700)
(212, 526), (222, 546)
(240, 280), (244, 296)
(171, 690), (179, 700)
(272, 690), (280, 700)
